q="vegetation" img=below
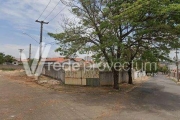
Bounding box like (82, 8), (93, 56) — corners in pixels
(0, 53), (5, 64)
(0, 52), (15, 64)
(0, 68), (16, 71)
(48, 0), (180, 89)
(158, 66), (169, 74)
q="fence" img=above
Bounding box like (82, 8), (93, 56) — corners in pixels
(99, 71), (129, 86)
(42, 66), (146, 86)
(99, 70), (146, 86)
(42, 66), (65, 83)
(65, 69), (99, 86)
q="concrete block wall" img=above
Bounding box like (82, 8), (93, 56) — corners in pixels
(65, 78), (86, 85)
(99, 71), (114, 86)
(42, 66), (65, 83)
(43, 65), (147, 86)
(99, 71), (130, 86)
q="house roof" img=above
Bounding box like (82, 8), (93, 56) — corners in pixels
(15, 58), (28, 62)
(44, 57), (95, 66)
(45, 57), (86, 63)
(73, 58), (84, 62)
(45, 57), (68, 63)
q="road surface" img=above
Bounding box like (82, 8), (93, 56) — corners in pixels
(0, 74), (180, 120)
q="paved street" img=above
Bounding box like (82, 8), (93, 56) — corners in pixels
(108, 75), (180, 120)
(0, 74), (180, 120)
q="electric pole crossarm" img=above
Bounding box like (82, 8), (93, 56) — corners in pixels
(35, 20), (49, 24)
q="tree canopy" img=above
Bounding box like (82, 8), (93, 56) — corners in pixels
(48, 0), (180, 89)
(0, 53), (15, 64)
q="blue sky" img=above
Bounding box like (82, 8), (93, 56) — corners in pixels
(0, 0), (179, 60)
(0, 0), (74, 58)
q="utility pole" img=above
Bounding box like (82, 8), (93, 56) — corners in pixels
(175, 48), (179, 82)
(29, 44), (31, 60)
(35, 20), (49, 80)
(19, 49), (24, 62)
(35, 20), (49, 61)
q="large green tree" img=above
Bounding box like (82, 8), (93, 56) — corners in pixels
(49, 0), (180, 89)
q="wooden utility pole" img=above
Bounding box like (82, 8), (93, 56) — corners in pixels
(175, 48), (179, 82)
(29, 44), (31, 60)
(35, 20), (49, 80)
(35, 20), (49, 61)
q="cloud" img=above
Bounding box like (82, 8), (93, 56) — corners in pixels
(0, 0), (74, 32)
(0, 0), (75, 58)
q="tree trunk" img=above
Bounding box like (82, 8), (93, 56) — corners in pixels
(113, 69), (119, 89)
(128, 63), (133, 84)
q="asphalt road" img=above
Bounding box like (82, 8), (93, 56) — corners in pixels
(0, 74), (180, 120)
(109, 75), (180, 120)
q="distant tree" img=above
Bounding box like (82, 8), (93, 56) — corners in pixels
(0, 53), (15, 64)
(4, 55), (15, 63)
(0, 53), (5, 64)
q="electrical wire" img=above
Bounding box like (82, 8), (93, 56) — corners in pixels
(37, 0), (52, 20)
(48, 5), (67, 22)
(44, 0), (61, 21)
(22, 32), (39, 43)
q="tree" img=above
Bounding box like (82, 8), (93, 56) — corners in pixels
(49, 0), (180, 89)
(4, 55), (15, 63)
(119, 0), (180, 82)
(0, 53), (15, 64)
(0, 53), (5, 64)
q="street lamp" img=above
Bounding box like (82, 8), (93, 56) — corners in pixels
(18, 49), (24, 62)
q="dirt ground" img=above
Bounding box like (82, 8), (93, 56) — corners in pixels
(1, 70), (180, 120)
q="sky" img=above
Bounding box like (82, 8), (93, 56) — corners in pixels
(0, 0), (179, 60)
(0, 0), (75, 59)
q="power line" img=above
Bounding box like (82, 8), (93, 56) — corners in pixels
(44, 42), (59, 47)
(44, 0), (61, 21)
(48, 5), (67, 22)
(22, 32), (39, 43)
(46, 41), (56, 44)
(23, 31), (55, 45)
(37, 0), (52, 20)
(46, 41), (59, 45)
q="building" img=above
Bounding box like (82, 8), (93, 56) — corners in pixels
(44, 57), (93, 70)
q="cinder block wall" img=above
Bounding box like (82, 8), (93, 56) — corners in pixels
(99, 71), (130, 86)
(42, 66), (65, 83)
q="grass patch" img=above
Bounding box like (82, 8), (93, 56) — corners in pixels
(0, 68), (16, 71)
